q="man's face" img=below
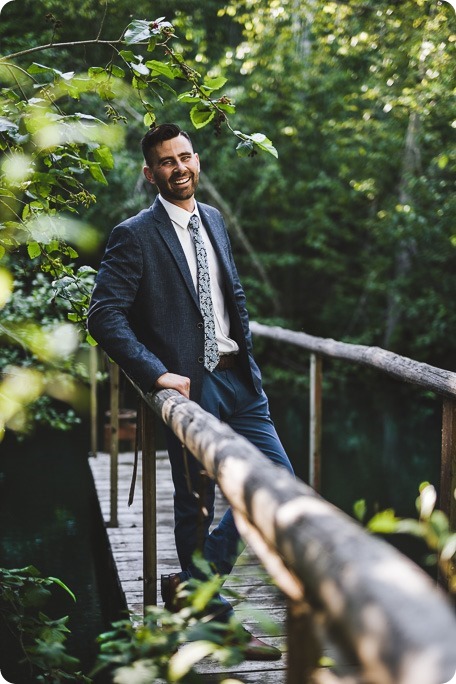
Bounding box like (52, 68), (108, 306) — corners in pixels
(143, 134), (200, 208)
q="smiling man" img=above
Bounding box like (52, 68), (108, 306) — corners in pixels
(88, 123), (293, 660)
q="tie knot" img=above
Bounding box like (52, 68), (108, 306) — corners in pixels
(188, 214), (199, 233)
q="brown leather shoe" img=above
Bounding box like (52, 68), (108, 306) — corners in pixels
(243, 631), (282, 661)
(161, 573), (184, 612)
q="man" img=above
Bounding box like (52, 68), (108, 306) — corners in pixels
(88, 123), (293, 660)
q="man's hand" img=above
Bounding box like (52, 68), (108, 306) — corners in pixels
(155, 372), (191, 398)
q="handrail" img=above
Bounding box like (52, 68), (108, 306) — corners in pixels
(138, 385), (456, 684)
(250, 321), (456, 398)
(250, 321), (456, 533)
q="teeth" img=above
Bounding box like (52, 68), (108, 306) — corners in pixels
(174, 177), (189, 185)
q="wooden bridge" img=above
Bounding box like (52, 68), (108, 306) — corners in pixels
(88, 323), (456, 684)
(90, 449), (292, 682)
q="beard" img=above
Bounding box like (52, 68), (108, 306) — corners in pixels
(160, 170), (199, 203)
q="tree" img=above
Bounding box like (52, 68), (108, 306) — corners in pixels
(0, 2), (276, 439)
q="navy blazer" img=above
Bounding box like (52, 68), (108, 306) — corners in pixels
(88, 197), (262, 401)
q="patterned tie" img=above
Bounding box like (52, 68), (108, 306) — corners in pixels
(188, 214), (219, 372)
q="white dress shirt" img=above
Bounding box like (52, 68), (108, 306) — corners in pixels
(158, 195), (239, 355)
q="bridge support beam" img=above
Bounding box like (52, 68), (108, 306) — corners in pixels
(286, 598), (321, 684)
(142, 399), (157, 610)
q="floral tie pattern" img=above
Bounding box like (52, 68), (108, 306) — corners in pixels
(188, 214), (219, 372)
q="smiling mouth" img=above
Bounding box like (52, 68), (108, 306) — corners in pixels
(173, 176), (191, 186)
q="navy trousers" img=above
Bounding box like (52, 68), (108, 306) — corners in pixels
(165, 365), (294, 580)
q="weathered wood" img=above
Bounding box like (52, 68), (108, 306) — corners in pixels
(145, 387), (456, 684)
(441, 399), (456, 592)
(89, 449), (288, 681)
(89, 345), (97, 457)
(441, 398), (456, 531)
(250, 321), (456, 399)
(141, 400), (157, 610)
(309, 353), (322, 492)
(286, 598), (321, 684)
(109, 362), (119, 527)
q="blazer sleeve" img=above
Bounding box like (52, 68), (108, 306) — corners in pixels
(87, 222), (168, 393)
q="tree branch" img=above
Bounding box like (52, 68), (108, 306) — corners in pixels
(1, 39), (125, 63)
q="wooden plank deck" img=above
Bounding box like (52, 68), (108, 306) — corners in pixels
(89, 450), (288, 683)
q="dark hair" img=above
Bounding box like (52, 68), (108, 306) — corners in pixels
(141, 123), (192, 166)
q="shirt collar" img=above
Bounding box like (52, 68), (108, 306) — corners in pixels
(158, 194), (200, 230)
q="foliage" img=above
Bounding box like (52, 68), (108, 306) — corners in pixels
(195, 0), (456, 377)
(0, 4), (277, 440)
(354, 482), (456, 592)
(0, 565), (90, 683)
(1, 557), (275, 683)
(94, 558), (257, 683)
(0, 264), (88, 437)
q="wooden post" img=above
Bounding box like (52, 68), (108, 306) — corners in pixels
(109, 362), (119, 528)
(441, 398), (456, 532)
(286, 598), (321, 684)
(89, 345), (98, 457)
(309, 353), (322, 492)
(142, 399), (157, 611)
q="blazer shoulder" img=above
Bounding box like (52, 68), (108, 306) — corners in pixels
(197, 201), (225, 224)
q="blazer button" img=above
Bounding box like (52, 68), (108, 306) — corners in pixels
(198, 356), (204, 364)
(197, 322), (203, 329)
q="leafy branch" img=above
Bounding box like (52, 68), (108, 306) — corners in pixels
(0, 566), (89, 683)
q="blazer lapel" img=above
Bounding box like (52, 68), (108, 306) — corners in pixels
(152, 199), (200, 309)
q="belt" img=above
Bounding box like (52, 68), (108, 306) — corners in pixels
(214, 353), (238, 371)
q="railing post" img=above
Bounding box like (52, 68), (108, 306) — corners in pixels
(109, 362), (119, 527)
(142, 398), (157, 611)
(309, 353), (322, 492)
(89, 345), (98, 457)
(286, 598), (321, 684)
(441, 398), (456, 532)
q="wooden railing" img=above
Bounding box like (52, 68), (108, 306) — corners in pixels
(93, 325), (456, 683)
(136, 385), (456, 684)
(249, 321), (456, 530)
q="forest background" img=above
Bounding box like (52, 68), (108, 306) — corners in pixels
(0, 0), (455, 514)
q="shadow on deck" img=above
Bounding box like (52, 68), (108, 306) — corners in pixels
(89, 450), (290, 683)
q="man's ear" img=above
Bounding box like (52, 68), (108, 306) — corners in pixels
(143, 166), (155, 184)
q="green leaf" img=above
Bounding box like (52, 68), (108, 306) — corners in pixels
(0, 245), (5, 259)
(27, 241), (41, 259)
(124, 20), (152, 45)
(178, 91), (200, 104)
(251, 132), (278, 158)
(86, 332), (98, 346)
(236, 140), (254, 157)
(190, 106), (215, 130)
(88, 163), (108, 185)
(367, 509), (400, 534)
(119, 50), (136, 62)
(88, 66), (105, 76)
(110, 65), (125, 78)
(168, 641), (218, 681)
(143, 112), (156, 127)
(93, 145), (114, 170)
(48, 577), (77, 602)
(353, 499), (367, 523)
(203, 76), (227, 91)
(145, 60), (175, 79)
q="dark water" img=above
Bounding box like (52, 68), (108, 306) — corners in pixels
(0, 426), (125, 682)
(268, 370), (442, 518)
